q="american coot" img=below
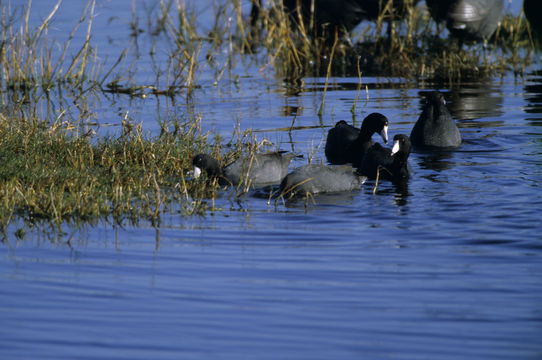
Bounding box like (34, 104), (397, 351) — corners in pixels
(359, 134), (412, 182)
(410, 91), (462, 148)
(524, 0), (542, 37)
(282, 0), (420, 39)
(192, 151), (295, 188)
(325, 112), (389, 167)
(280, 164), (367, 197)
(425, 0), (503, 40)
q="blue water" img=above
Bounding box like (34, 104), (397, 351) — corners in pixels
(1, 1), (542, 359)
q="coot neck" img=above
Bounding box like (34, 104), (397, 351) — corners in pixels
(358, 124), (375, 141)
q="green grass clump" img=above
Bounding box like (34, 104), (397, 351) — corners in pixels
(0, 110), (277, 236)
(0, 112), (210, 235)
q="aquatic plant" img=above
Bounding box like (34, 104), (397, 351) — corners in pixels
(0, 107), (278, 236)
(0, 0), (117, 122)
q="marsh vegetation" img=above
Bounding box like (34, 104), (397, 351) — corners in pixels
(0, 0), (538, 237)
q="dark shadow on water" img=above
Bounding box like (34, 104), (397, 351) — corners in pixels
(414, 150), (456, 172)
(371, 180), (410, 204)
(524, 68), (542, 121)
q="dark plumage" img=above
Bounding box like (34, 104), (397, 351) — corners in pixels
(359, 134), (411, 182)
(282, 0), (420, 39)
(283, 0), (363, 38)
(192, 151), (294, 187)
(410, 91), (462, 148)
(358, 0), (421, 20)
(524, 0), (542, 37)
(280, 164), (367, 197)
(324, 121), (360, 164)
(425, 0), (503, 40)
(325, 112), (389, 167)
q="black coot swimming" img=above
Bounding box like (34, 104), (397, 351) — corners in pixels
(359, 134), (412, 182)
(410, 91), (462, 148)
(324, 112), (389, 167)
(425, 0), (503, 40)
(282, 0), (420, 39)
(192, 151), (294, 187)
(279, 164), (367, 197)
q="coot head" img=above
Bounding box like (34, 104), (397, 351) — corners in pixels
(192, 154), (221, 179)
(391, 134), (411, 159)
(361, 112), (389, 144)
(389, 134), (412, 181)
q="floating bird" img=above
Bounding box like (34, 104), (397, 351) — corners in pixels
(359, 134), (412, 182)
(279, 164), (367, 197)
(325, 112), (389, 167)
(425, 0), (503, 40)
(410, 91), (462, 148)
(192, 151), (294, 188)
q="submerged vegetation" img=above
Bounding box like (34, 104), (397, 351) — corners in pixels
(0, 0), (539, 236)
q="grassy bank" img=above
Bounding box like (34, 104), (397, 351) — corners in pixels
(0, 110), (273, 236)
(0, 112), (183, 233)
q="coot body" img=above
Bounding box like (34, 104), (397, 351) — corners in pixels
(410, 91), (461, 148)
(359, 134), (411, 182)
(325, 113), (389, 167)
(280, 164), (367, 197)
(193, 151), (294, 187)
